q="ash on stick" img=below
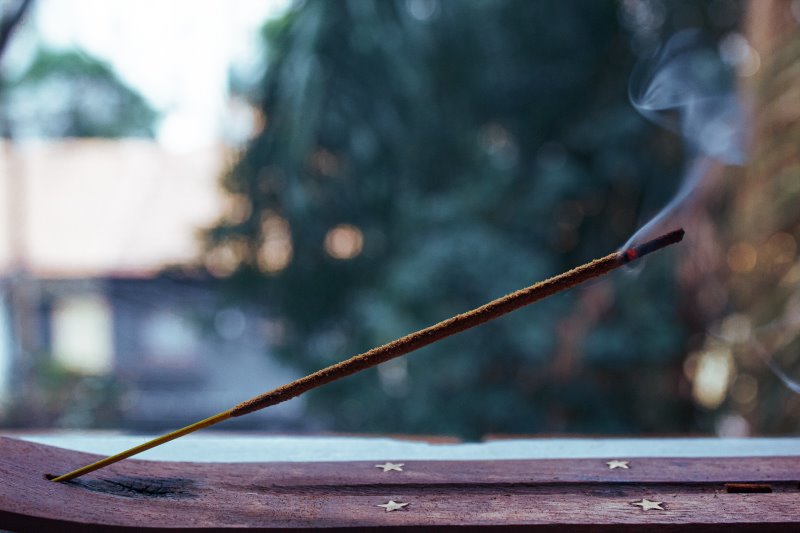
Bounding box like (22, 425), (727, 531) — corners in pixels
(50, 228), (684, 483)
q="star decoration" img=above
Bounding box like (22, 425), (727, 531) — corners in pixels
(378, 500), (409, 512)
(606, 460), (630, 470)
(631, 498), (664, 511)
(375, 462), (404, 472)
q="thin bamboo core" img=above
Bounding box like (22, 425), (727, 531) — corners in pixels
(48, 411), (233, 482)
(50, 228), (684, 482)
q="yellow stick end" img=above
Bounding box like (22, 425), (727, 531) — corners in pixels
(50, 411), (232, 482)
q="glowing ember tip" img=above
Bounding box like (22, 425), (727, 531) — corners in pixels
(622, 228), (685, 264)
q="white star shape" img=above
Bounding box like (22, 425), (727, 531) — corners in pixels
(378, 500), (409, 512)
(606, 460), (630, 470)
(631, 498), (664, 511)
(375, 462), (404, 472)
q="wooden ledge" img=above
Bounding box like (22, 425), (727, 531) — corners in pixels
(1, 436), (799, 531)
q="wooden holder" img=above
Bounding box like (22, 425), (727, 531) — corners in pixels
(2, 436), (798, 531)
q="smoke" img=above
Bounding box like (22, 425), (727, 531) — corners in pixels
(623, 30), (747, 249)
(708, 330), (800, 395)
(631, 31), (800, 398)
(754, 343), (800, 394)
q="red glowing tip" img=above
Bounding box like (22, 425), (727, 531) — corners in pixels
(625, 248), (638, 262)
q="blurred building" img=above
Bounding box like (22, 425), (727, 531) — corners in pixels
(0, 140), (305, 430)
(0, 139), (224, 275)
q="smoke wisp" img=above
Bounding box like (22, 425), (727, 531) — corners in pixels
(624, 29), (747, 249)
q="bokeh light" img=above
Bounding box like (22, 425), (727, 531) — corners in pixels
(324, 224), (363, 260)
(259, 212), (293, 273)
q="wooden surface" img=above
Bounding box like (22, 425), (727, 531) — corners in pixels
(1, 436), (799, 531)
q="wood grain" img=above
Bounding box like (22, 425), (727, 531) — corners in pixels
(1, 436), (798, 531)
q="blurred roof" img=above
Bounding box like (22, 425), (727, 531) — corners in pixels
(0, 140), (226, 278)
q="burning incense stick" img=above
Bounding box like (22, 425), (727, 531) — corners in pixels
(50, 228), (684, 482)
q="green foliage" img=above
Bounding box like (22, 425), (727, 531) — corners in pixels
(1, 47), (157, 138)
(209, 0), (695, 438)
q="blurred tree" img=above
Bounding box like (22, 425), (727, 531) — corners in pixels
(0, 0), (32, 62)
(207, 0), (735, 438)
(713, 0), (800, 434)
(1, 47), (157, 138)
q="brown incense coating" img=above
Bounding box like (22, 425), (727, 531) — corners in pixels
(230, 228), (684, 417)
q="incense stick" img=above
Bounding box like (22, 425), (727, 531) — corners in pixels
(50, 228), (684, 482)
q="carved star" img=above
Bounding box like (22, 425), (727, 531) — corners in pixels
(378, 500), (409, 512)
(606, 460), (630, 470)
(631, 498), (664, 511)
(375, 462), (404, 472)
